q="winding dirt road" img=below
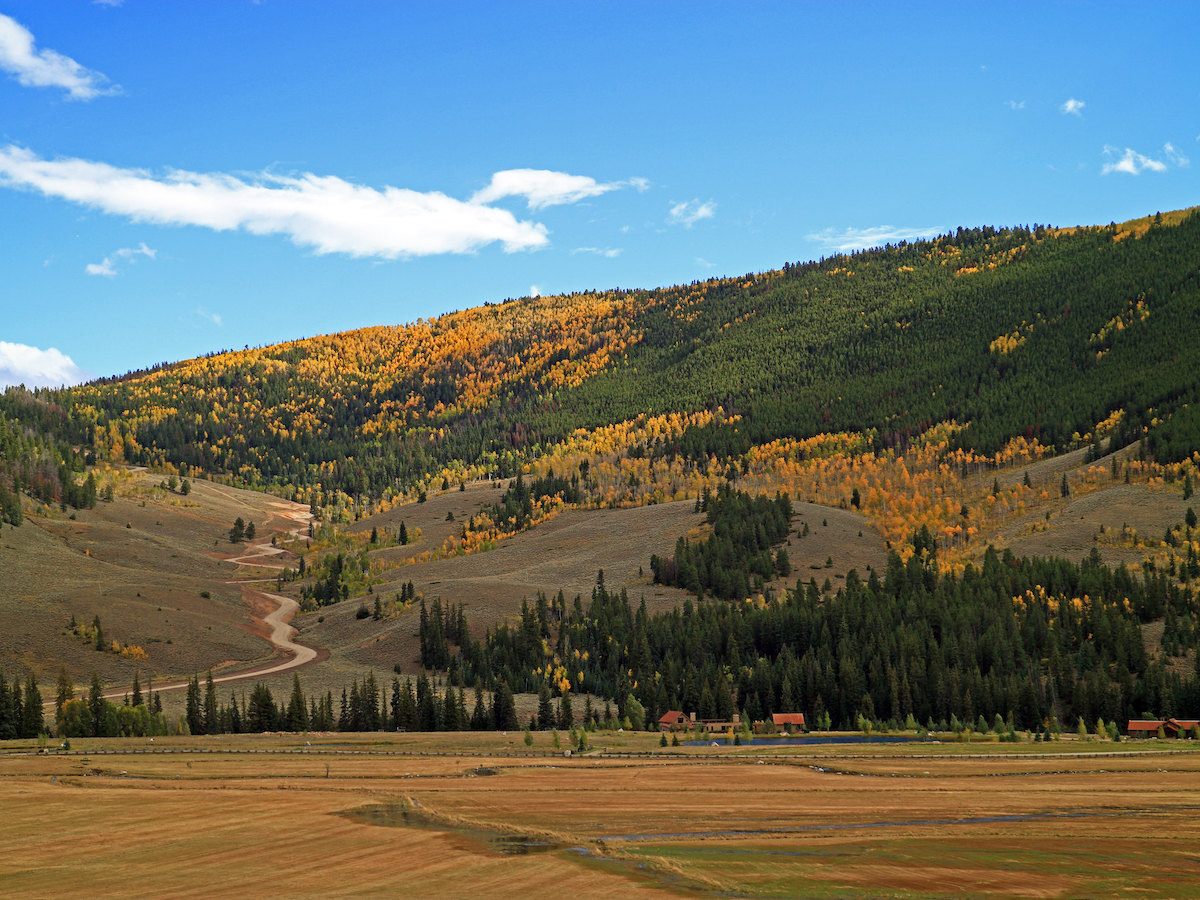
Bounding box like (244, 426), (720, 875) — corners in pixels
(201, 496), (323, 686)
(52, 492), (325, 708)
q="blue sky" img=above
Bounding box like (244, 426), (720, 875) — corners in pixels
(1, 2), (1197, 387)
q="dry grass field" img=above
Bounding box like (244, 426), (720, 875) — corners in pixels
(1, 734), (1198, 898)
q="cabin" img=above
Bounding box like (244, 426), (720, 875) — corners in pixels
(1126, 718), (1200, 738)
(770, 712), (807, 733)
(658, 711), (693, 732)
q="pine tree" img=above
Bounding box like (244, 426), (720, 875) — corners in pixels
(470, 683), (490, 730)
(441, 687), (460, 731)
(492, 680), (518, 731)
(90, 673), (106, 738)
(537, 684), (554, 730)
(204, 672), (218, 734)
(248, 683), (277, 732)
(21, 674), (43, 738)
(185, 675), (202, 735)
(287, 674), (309, 732)
(558, 690), (574, 729)
(55, 667), (73, 717)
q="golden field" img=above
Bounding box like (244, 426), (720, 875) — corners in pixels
(2, 733), (1199, 898)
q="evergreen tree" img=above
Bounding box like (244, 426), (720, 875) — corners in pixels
(491, 680), (518, 731)
(287, 674), (309, 732)
(247, 683), (277, 731)
(536, 684), (554, 730)
(558, 690), (574, 729)
(203, 671), (219, 734)
(470, 683), (490, 730)
(185, 675), (202, 735)
(55, 667), (73, 718)
(20, 675), (43, 738)
(89, 673), (106, 738)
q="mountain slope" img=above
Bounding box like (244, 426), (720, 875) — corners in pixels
(4, 208), (1200, 510)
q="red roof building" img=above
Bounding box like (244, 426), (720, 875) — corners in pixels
(658, 711), (692, 731)
(771, 713), (807, 731)
(1126, 718), (1200, 738)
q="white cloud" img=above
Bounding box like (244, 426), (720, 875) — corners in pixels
(93, 0), (124, 6)
(471, 169), (643, 210)
(196, 308), (222, 327)
(1164, 142), (1190, 167)
(85, 241), (156, 277)
(807, 225), (943, 253)
(0, 340), (86, 388)
(1061, 97), (1085, 116)
(628, 177), (651, 192)
(529, 285), (542, 298)
(0, 14), (118, 100)
(1006, 100), (1025, 110)
(0, 145), (561, 258)
(1101, 145), (1168, 175)
(668, 199), (716, 227)
(572, 246), (622, 258)
(85, 258), (116, 277)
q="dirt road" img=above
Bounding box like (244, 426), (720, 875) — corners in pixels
(49, 492), (323, 709)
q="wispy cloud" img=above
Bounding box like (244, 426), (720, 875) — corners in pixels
(807, 225), (942, 253)
(1164, 142), (1190, 167)
(93, 0), (124, 6)
(85, 241), (156, 277)
(1061, 97), (1085, 117)
(1101, 145), (1171, 175)
(0, 145), (575, 258)
(0, 340), (86, 388)
(0, 14), (118, 100)
(195, 308), (222, 327)
(668, 199), (715, 227)
(1005, 100), (1025, 110)
(471, 169), (644, 210)
(529, 285), (542, 298)
(572, 246), (622, 258)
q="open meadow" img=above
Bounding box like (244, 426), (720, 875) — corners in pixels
(2, 733), (1199, 898)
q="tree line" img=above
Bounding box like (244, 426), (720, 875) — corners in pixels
(444, 546), (1198, 733)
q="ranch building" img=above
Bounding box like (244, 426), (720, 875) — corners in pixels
(1126, 718), (1200, 738)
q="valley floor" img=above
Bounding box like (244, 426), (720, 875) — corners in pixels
(2, 734), (1199, 898)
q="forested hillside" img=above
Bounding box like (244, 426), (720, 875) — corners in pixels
(5, 208), (1199, 520)
(457, 548), (1200, 733)
(4, 206), (1200, 735)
